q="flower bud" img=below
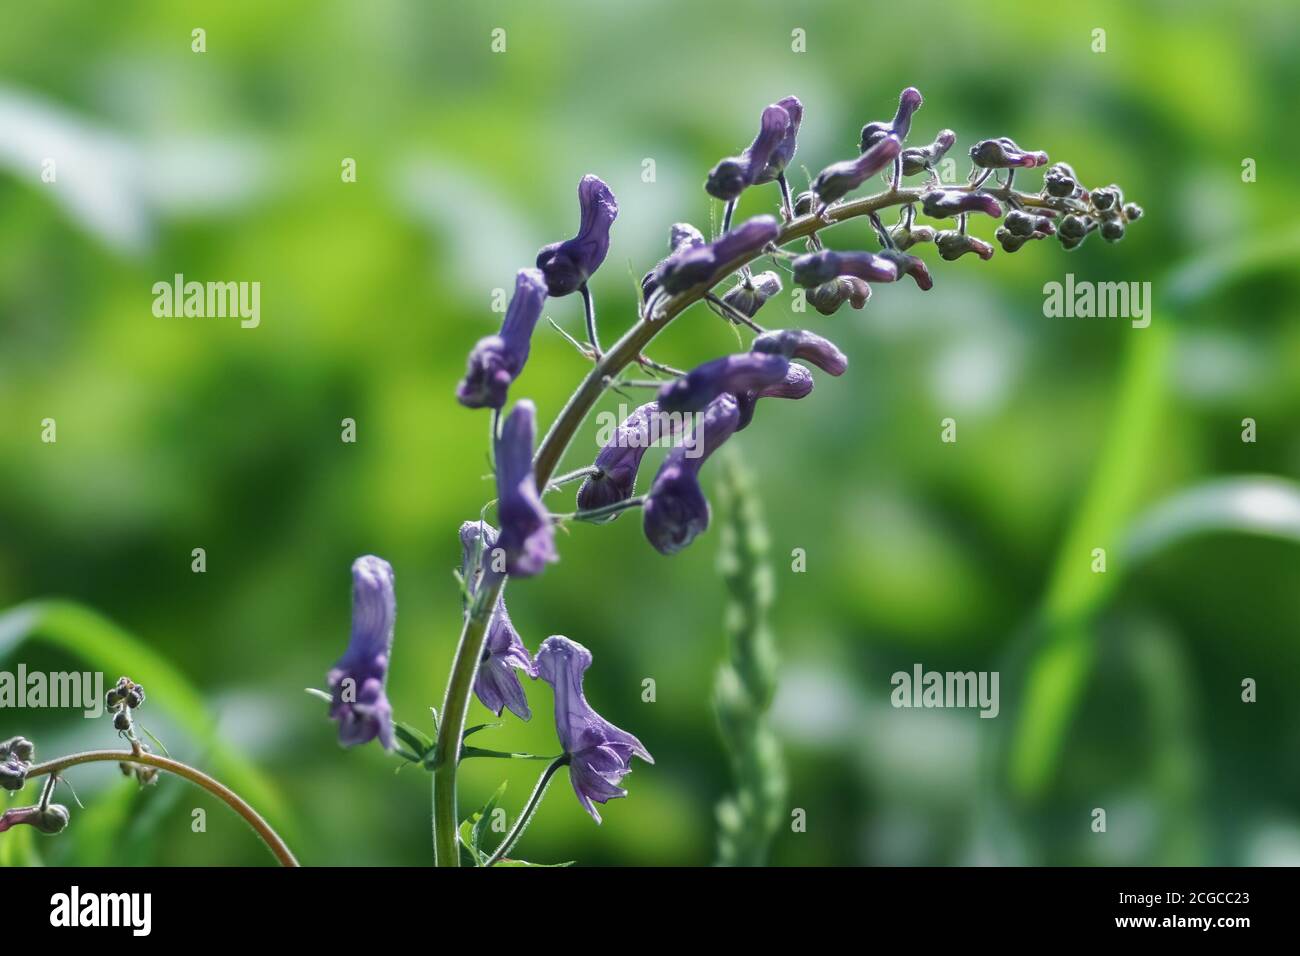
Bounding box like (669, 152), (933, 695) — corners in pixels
(113, 709), (132, 732)
(535, 175), (618, 296)
(860, 87), (923, 151)
(969, 137), (1048, 169)
(1058, 214), (1089, 240)
(807, 276), (871, 315)
(1123, 202), (1143, 222)
(935, 231), (994, 261)
(0, 755), (28, 791)
(812, 136), (901, 205)
(752, 329), (848, 375)
(720, 271), (783, 319)
(705, 157), (749, 202)
(1091, 184), (1123, 212)
(921, 190), (1002, 219)
(0, 737), (34, 763)
(901, 129), (956, 176)
(792, 191), (815, 217)
(1043, 162), (1078, 198)
(878, 250), (934, 290)
(657, 353), (791, 414)
(792, 249), (898, 286)
(889, 221), (936, 250)
(1100, 218), (1126, 242)
(126, 685), (145, 708)
(33, 804), (70, 835)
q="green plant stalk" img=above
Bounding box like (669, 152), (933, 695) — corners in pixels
(484, 755), (568, 866)
(433, 179), (1069, 866)
(25, 750), (298, 867)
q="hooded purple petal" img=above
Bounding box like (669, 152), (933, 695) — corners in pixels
(969, 137), (1048, 169)
(807, 276), (872, 316)
(456, 269), (548, 410)
(657, 352), (790, 414)
(813, 135), (901, 205)
(643, 394), (741, 554)
(327, 555), (396, 750)
(655, 216), (780, 296)
(576, 401), (684, 517)
(534, 636), (652, 824)
(921, 190), (1003, 219)
(494, 401), (557, 577)
(792, 249), (899, 287)
(736, 362), (815, 430)
(536, 175), (618, 296)
(719, 270), (783, 319)
(751, 328), (848, 376)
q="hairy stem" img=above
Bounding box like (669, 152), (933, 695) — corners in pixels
(25, 750), (298, 867)
(484, 755), (569, 866)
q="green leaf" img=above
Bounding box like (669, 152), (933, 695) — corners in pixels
(460, 746), (557, 761)
(461, 722), (501, 741)
(0, 599), (295, 847)
(493, 858), (574, 867)
(472, 782), (507, 858)
(394, 721), (433, 755)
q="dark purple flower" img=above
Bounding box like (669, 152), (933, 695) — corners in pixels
(657, 352), (790, 414)
(642, 223), (706, 300)
(655, 216), (780, 295)
(576, 401), (683, 516)
(812, 135), (901, 205)
(327, 555), (397, 750)
(0, 803), (69, 835)
(969, 137), (1048, 169)
(935, 230), (995, 261)
(736, 362), (815, 429)
(921, 190), (1003, 219)
(763, 95), (804, 181)
(643, 393), (741, 554)
(751, 328), (848, 376)
(535, 175), (618, 296)
(878, 250), (934, 290)
(860, 86), (924, 151)
(719, 270), (783, 319)
(494, 400), (557, 577)
(901, 129), (956, 177)
(706, 100), (803, 200)
(533, 635), (653, 823)
(792, 249), (899, 287)
(456, 268), (548, 410)
(460, 521), (533, 720)
(807, 276), (872, 315)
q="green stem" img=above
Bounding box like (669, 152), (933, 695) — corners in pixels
(484, 756), (568, 867)
(25, 749), (298, 867)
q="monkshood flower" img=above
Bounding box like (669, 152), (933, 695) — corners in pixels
(576, 401), (683, 516)
(494, 400), (558, 577)
(969, 137), (1048, 169)
(327, 555), (397, 750)
(860, 86), (924, 150)
(535, 175), (618, 296)
(459, 521), (533, 720)
(751, 328), (848, 376)
(878, 249), (934, 291)
(706, 103), (792, 201)
(935, 230), (995, 261)
(921, 189), (1003, 219)
(901, 129), (956, 177)
(641, 222), (706, 301)
(655, 215), (780, 296)
(656, 352), (790, 414)
(0, 804), (69, 835)
(533, 636), (653, 823)
(757, 95), (803, 183)
(889, 221), (936, 251)
(456, 268), (548, 410)
(811, 135), (901, 205)
(720, 270), (783, 319)
(807, 276), (872, 315)
(736, 362), (815, 430)
(643, 394), (741, 554)
(792, 248), (899, 287)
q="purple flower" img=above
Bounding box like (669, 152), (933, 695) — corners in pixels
(535, 175), (618, 296)
(751, 328), (848, 376)
(812, 135), (901, 205)
(534, 636), (653, 823)
(736, 362), (815, 430)
(901, 129), (956, 177)
(643, 393), (741, 554)
(657, 352), (790, 414)
(456, 268), (548, 410)
(576, 401), (683, 516)
(460, 521), (533, 720)
(807, 276), (872, 315)
(0, 804), (69, 835)
(327, 555), (397, 750)
(706, 99), (803, 200)
(494, 400), (558, 577)
(719, 270), (783, 319)
(655, 216), (780, 296)
(792, 249), (899, 287)
(642, 222), (706, 301)
(921, 190), (1003, 219)
(969, 137), (1048, 169)
(878, 250), (934, 291)
(860, 86), (924, 150)
(762, 95), (804, 181)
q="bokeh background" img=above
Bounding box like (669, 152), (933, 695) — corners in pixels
(2, 0), (1298, 866)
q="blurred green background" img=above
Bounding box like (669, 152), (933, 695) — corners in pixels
(2, 0), (1298, 866)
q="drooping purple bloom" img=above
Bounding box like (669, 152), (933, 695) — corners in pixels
(494, 400), (557, 577)
(456, 268), (548, 409)
(657, 352), (790, 414)
(327, 555), (397, 750)
(878, 249), (934, 290)
(751, 328), (848, 375)
(0, 804), (69, 835)
(460, 521), (533, 720)
(860, 86), (924, 151)
(655, 215), (780, 296)
(643, 393), (741, 554)
(752, 96), (803, 183)
(969, 137), (1048, 169)
(792, 248), (899, 287)
(535, 175), (618, 296)
(811, 135), (902, 205)
(642, 222), (706, 301)
(921, 190), (1003, 219)
(576, 401), (683, 517)
(719, 270), (783, 319)
(736, 362), (815, 430)
(534, 635), (653, 824)
(807, 276), (872, 315)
